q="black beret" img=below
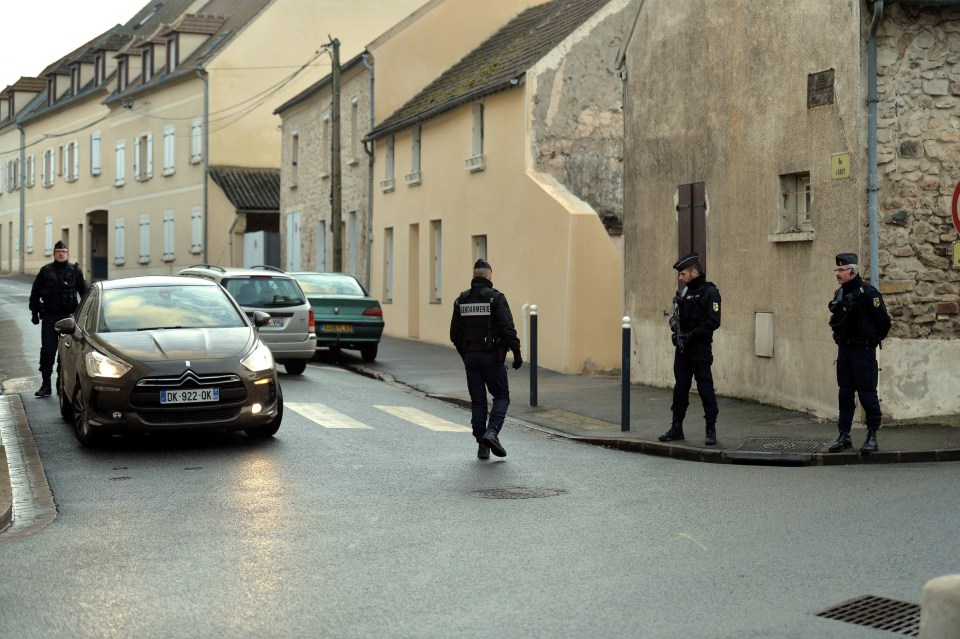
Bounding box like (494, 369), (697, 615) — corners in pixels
(835, 253), (858, 266)
(672, 252), (698, 271)
(474, 259), (492, 270)
(54, 240), (67, 250)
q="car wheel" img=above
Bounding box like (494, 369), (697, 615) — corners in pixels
(282, 359), (307, 375)
(246, 392), (282, 439)
(360, 344), (378, 362)
(57, 375), (73, 421)
(72, 382), (103, 447)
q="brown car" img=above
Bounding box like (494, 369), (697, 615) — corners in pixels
(55, 275), (283, 446)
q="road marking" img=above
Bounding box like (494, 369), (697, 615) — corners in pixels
(677, 532), (708, 552)
(286, 402), (373, 429)
(374, 405), (470, 432)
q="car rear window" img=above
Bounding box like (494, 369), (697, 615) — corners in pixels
(100, 285), (246, 332)
(223, 276), (306, 308)
(295, 274), (365, 296)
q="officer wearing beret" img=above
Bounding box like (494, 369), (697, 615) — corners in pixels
(659, 252), (722, 445)
(827, 252), (891, 453)
(450, 259), (522, 459)
(29, 240), (87, 397)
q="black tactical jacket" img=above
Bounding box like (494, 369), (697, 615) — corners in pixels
(30, 260), (87, 314)
(671, 273), (721, 346)
(828, 276), (891, 347)
(450, 277), (521, 357)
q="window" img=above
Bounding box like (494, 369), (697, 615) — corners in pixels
(26, 220), (34, 253)
(677, 182), (707, 268)
(321, 114), (330, 178)
(380, 136), (395, 192)
(286, 212), (302, 271)
(115, 141), (126, 186)
(142, 48), (153, 83)
(778, 172), (812, 233)
(190, 206), (203, 254)
(27, 155), (35, 187)
(472, 235), (487, 264)
(44, 218), (53, 256)
(430, 220), (441, 301)
(350, 97), (359, 163)
(163, 126), (175, 175)
(134, 134), (154, 181)
(191, 120), (202, 163)
(384, 227), (393, 302)
(94, 52), (105, 86)
(114, 218), (126, 265)
(316, 220), (327, 271)
(166, 36), (179, 73)
(46, 76), (56, 107)
(90, 133), (102, 176)
(117, 58), (128, 93)
(70, 65), (81, 96)
(41, 148), (55, 187)
(139, 214), (151, 264)
(467, 103), (485, 172)
(65, 141), (79, 182)
(348, 211), (358, 276)
(163, 211), (175, 261)
(405, 126), (422, 186)
(290, 131), (299, 186)
(57, 145), (64, 177)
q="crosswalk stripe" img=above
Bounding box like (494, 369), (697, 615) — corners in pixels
(374, 405), (471, 432)
(286, 402), (373, 429)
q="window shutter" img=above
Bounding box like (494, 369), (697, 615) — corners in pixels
(91, 133), (101, 176)
(134, 137), (141, 180)
(146, 134), (153, 178)
(139, 214), (150, 264)
(163, 211), (175, 261)
(191, 206), (203, 253)
(73, 140), (80, 180)
(114, 219), (126, 265)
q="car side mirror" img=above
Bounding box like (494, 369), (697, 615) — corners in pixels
(55, 317), (77, 335)
(252, 311), (271, 328)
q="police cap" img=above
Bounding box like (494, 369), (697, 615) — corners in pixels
(672, 252), (699, 272)
(474, 258), (492, 271)
(835, 252), (858, 267)
(54, 240), (68, 251)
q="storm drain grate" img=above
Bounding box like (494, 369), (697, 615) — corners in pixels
(815, 595), (920, 636)
(735, 438), (825, 454)
(468, 487), (566, 500)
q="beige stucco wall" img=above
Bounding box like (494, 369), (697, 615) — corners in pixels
(367, 0), (546, 123)
(371, 87), (623, 372)
(623, 0), (866, 418)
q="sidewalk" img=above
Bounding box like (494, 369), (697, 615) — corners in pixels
(347, 336), (960, 467)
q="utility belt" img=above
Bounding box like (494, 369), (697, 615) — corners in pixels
(837, 338), (871, 347)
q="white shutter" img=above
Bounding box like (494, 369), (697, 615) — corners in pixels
(26, 221), (34, 253)
(139, 214), (150, 264)
(27, 155), (35, 187)
(191, 120), (202, 163)
(163, 211), (175, 261)
(133, 137), (141, 181)
(91, 133), (102, 175)
(72, 140), (80, 181)
(114, 219), (126, 265)
(115, 142), (125, 185)
(191, 206), (203, 254)
(163, 127), (175, 174)
(146, 134), (153, 178)
(40, 150), (47, 186)
(44, 218), (53, 256)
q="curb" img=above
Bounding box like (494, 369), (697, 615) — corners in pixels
(0, 444), (11, 533)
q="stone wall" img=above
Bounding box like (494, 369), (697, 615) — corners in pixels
(877, 4), (960, 339)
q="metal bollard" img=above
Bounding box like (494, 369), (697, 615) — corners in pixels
(621, 316), (631, 431)
(529, 304), (538, 407)
(920, 574), (960, 639)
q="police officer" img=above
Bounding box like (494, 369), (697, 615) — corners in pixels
(659, 252), (721, 445)
(29, 240), (87, 397)
(450, 259), (522, 459)
(827, 252), (891, 453)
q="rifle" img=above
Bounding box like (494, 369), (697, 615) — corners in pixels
(670, 286), (688, 352)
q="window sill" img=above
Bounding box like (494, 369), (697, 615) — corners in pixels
(465, 155), (485, 173)
(348, 158), (360, 167)
(162, 168), (175, 177)
(768, 230), (815, 243)
(405, 171), (422, 187)
(380, 178), (395, 193)
(114, 259), (125, 266)
(114, 180), (125, 187)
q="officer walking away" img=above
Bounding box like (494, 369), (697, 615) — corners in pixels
(659, 252), (721, 445)
(827, 253), (891, 453)
(29, 240), (87, 397)
(450, 259), (522, 459)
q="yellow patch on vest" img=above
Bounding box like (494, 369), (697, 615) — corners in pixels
(713, 302), (719, 312)
(873, 298), (880, 308)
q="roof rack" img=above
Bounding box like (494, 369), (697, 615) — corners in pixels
(250, 265), (285, 273)
(185, 264), (226, 273)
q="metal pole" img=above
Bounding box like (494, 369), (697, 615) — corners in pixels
(529, 304), (538, 407)
(621, 316), (631, 431)
(329, 36), (343, 272)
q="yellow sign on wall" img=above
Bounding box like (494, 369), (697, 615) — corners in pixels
(832, 153), (851, 180)
(954, 241), (960, 270)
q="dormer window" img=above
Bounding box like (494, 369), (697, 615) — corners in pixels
(70, 65), (81, 96)
(46, 76), (57, 107)
(135, 4), (161, 30)
(142, 48), (153, 83)
(166, 35), (179, 73)
(117, 58), (128, 92)
(94, 52), (105, 86)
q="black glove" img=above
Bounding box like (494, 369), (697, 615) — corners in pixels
(31, 311), (40, 325)
(512, 352), (523, 370)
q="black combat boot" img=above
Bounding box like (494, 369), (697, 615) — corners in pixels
(481, 428), (507, 457)
(477, 444), (490, 460)
(35, 376), (52, 398)
(859, 429), (879, 454)
(704, 423), (717, 446)
(827, 431), (852, 453)
(658, 423), (684, 442)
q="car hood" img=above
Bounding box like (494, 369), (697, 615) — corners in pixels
(98, 328), (254, 362)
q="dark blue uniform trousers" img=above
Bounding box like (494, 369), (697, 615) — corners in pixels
(671, 343), (719, 425)
(836, 344), (882, 431)
(39, 311), (70, 377)
(463, 351), (510, 443)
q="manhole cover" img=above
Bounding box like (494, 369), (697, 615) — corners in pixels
(815, 595), (919, 636)
(736, 438), (825, 454)
(468, 487), (566, 500)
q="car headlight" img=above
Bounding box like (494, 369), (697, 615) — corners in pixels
(85, 350), (132, 379)
(241, 340), (274, 373)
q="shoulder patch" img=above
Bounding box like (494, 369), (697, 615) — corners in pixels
(713, 302), (719, 312)
(873, 298), (880, 308)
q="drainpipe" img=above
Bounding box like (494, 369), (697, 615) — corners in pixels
(17, 123), (25, 275)
(361, 52), (375, 292)
(196, 69), (209, 264)
(868, 1), (883, 288)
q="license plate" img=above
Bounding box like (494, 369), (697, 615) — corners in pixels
(322, 324), (353, 333)
(267, 317), (286, 327)
(160, 388), (220, 404)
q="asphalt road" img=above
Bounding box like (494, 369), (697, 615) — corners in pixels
(1, 276), (958, 638)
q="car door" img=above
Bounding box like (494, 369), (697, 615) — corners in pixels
(58, 287), (98, 400)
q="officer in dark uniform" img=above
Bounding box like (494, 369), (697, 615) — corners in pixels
(450, 259), (522, 459)
(29, 240), (87, 397)
(659, 252), (722, 445)
(827, 252), (891, 453)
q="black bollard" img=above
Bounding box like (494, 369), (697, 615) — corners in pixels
(529, 305), (538, 407)
(621, 316), (631, 431)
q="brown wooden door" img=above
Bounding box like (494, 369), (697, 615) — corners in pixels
(677, 182), (706, 269)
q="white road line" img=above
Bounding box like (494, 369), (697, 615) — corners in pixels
(286, 402), (373, 429)
(374, 405), (471, 432)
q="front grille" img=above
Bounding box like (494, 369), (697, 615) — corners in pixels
(137, 406), (242, 425)
(131, 371), (245, 409)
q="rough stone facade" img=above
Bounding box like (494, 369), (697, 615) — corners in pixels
(530, 0), (637, 235)
(876, 4), (960, 340)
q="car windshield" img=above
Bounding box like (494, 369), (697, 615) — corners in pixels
(99, 285), (246, 332)
(295, 273), (366, 297)
(223, 276), (306, 308)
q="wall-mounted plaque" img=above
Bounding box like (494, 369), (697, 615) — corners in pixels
(808, 69), (835, 108)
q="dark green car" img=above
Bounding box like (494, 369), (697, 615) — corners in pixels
(289, 272), (384, 361)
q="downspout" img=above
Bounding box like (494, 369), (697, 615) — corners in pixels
(361, 52), (375, 292)
(197, 68), (210, 264)
(17, 123), (25, 275)
(868, 1), (883, 288)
